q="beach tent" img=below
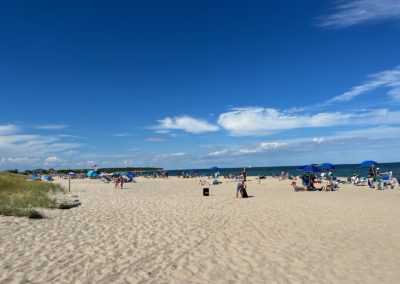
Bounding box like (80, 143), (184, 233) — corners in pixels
(87, 170), (98, 178)
(359, 160), (378, 167)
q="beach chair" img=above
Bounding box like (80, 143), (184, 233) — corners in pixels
(381, 174), (395, 189)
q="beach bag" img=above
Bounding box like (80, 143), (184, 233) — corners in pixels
(241, 187), (248, 198)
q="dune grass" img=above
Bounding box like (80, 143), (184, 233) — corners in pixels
(0, 173), (63, 218)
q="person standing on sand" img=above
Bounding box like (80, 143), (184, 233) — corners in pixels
(120, 175), (124, 189)
(236, 181), (243, 198)
(115, 175), (120, 189)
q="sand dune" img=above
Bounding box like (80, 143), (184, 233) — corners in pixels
(1, 177), (400, 283)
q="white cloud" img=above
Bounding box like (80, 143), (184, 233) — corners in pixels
(145, 137), (167, 142)
(156, 116), (219, 134)
(0, 157), (39, 166)
(0, 124), (19, 135)
(0, 124), (85, 169)
(164, 152), (185, 157)
(155, 129), (171, 134)
(206, 126), (400, 158)
(320, 0), (400, 28)
(64, 150), (78, 156)
(313, 137), (325, 144)
(218, 107), (400, 136)
(0, 134), (82, 157)
(44, 156), (66, 166)
(208, 142), (288, 157)
(112, 133), (130, 137)
(237, 142), (288, 154)
(328, 65), (400, 103)
(35, 124), (68, 130)
(208, 149), (229, 156)
(58, 134), (87, 139)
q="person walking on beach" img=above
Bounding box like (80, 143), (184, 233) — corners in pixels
(120, 175), (124, 189)
(115, 175), (120, 189)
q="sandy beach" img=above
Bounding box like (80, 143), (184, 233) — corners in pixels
(1, 177), (400, 283)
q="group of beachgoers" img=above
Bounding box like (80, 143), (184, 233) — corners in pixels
(365, 165), (398, 190)
(291, 169), (337, 192)
(291, 166), (400, 192)
(142, 171), (169, 179)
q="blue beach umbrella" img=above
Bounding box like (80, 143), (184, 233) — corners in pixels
(319, 163), (336, 169)
(42, 175), (52, 181)
(123, 172), (135, 179)
(297, 165), (321, 173)
(87, 170), (98, 177)
(30, 174), (38, 180)
(359, 160), (378, 168)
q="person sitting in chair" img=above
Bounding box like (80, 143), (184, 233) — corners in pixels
(322, 180), (333, 191)
(291, 181), (307, 191)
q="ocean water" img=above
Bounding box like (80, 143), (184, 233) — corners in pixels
(166, 163), (400, 178)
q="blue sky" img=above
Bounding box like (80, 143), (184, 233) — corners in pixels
(1, 0), (400, 170)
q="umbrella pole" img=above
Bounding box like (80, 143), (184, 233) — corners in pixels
(68, 176), (71, 193)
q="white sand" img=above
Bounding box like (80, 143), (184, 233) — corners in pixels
(1, 177), (400, 283)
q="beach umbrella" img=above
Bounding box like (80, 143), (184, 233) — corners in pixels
(30, 174), (38, 180)
(319, 163), (336, 169)
(359, 160), (378, 168)
(42, 175), (52, 181)
(87, 170), (98, 177)
(297, 165), (321, 188)
(297, 165), (321, 173)
(68, 172), (76, 176)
